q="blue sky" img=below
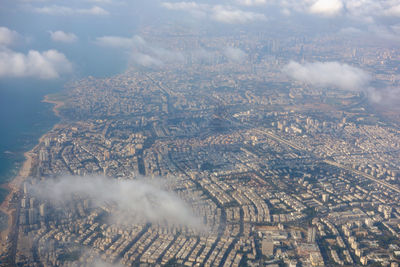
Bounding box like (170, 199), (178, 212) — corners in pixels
(0, 0), (400, 80)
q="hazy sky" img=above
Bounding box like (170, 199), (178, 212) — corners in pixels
(1, 0), (400, 80)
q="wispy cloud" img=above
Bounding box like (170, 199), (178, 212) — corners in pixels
(364, 87), (400, 106)
(96, 35), (184, 67)
(338, 24), (400, 44)
(30, 175), (203, 229)
(87, 0), (113, 3)
(162, 2), (266, 24)
(49, 30), (78, 43)
(268, 0), (400, 19)
(34, 5), (109, 16)
(95, 35), (145, 49)
(384, 4), (400, 16)
(211, 5), (267, 23)
(236, 0), (267, 7)
(223, 47), (247, 62)
(132, 52), (164, 67)
(162, 1), (203, 11)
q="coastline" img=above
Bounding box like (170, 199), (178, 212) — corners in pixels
(0, 150), (33, 251)
(0, 93), (64, 253)
(42, 94), (65, 118)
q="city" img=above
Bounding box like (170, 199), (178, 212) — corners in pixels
(1, 28), (400, 266)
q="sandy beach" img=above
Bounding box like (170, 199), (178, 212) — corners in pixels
(42, 94), (65, 117)
(0, 93), (64, 253)
(0, 150), (33, 251)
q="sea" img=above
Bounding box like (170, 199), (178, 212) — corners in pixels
(0, 54), (128, 230)
(0, 79), (62, 230)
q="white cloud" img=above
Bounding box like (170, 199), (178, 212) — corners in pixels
(162, 2), (266, 24)
(256, 0), (400, 20)
(384, 4), (400, 16)
(95, 35), (145, 49)
(298, 0), (400, 19)
(0, 48), (73, 79)
(0, 27), (19, 47)
(50, 30), (78, 43)
(131, 52), (164, 67)
(338, 27), (363, 35)
(283, 61), (400, 105)
(162, 1), (202, 11)
(211, 5), (267, 24)
(79, 5), (109, 15)
(151, 46), (185, 62)
(30, 175), (203, 229)
(236, 0), (267, 6)
(339, 24), (400, 42)
(187, 48), (216, 64)
(283, 61), (370, 91)
(223, 47), (247, 62)
(96, 35), (184, 67)
(34, 5), (109, 16)
(161, 2), (208, 18)
(87, 0), (113, 3)
(130, 46), (184, 68)
(368, 24), (400, 41)
(309, 0), (343, 16)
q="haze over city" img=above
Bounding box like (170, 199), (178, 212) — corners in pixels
(1, 0), (400, 266)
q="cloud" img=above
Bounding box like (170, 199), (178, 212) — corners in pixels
(96, 34), (184, 67)
(211, 5), (267, 23)
(338, 24), (400, 43)
(87, 0), (113, 3)
(79, 5), (109, 15)
(236, 0), (267, 6)
(95, 35), (145, 49)
(49, 30), (78, 43)
(131, 52), (164, 67)
(150, 47), (185, 62)
(130, 47), (184, 67)
(161, 2), (208, 19)
(0, 48), (73, 79)
(0, 27), (20, 47)
(34, 5), (109, 16)
(96, 34), (250, 67)
(29, 175), (203, 229)
(283, 61), (400, 106)
(161, 1), (203, 12)
(88, 259), (124, 267)
(366, 87), (400, 105)
(161, 2), (266, 24)
(309, 0), (343, 16)
(367, 24), (400, 42)
(257, 0), (400, 21)
(338, 27), (363, 35)
(223, 47), (247, 62)
(384, 4), (400, 17)
(91, 250), (126, 267)
(0, 27), (72, 80)
(283, 61), (370, 91)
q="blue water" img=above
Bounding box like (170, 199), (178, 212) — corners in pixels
(0, 79), (64, 230)
(0, 79), (62, 198)
(0, 51), (128, 231)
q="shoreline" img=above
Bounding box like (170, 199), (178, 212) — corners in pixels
(0, 93), (64, 253)
(0, 150), (33, 251)
(42, 94), (65, 118)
